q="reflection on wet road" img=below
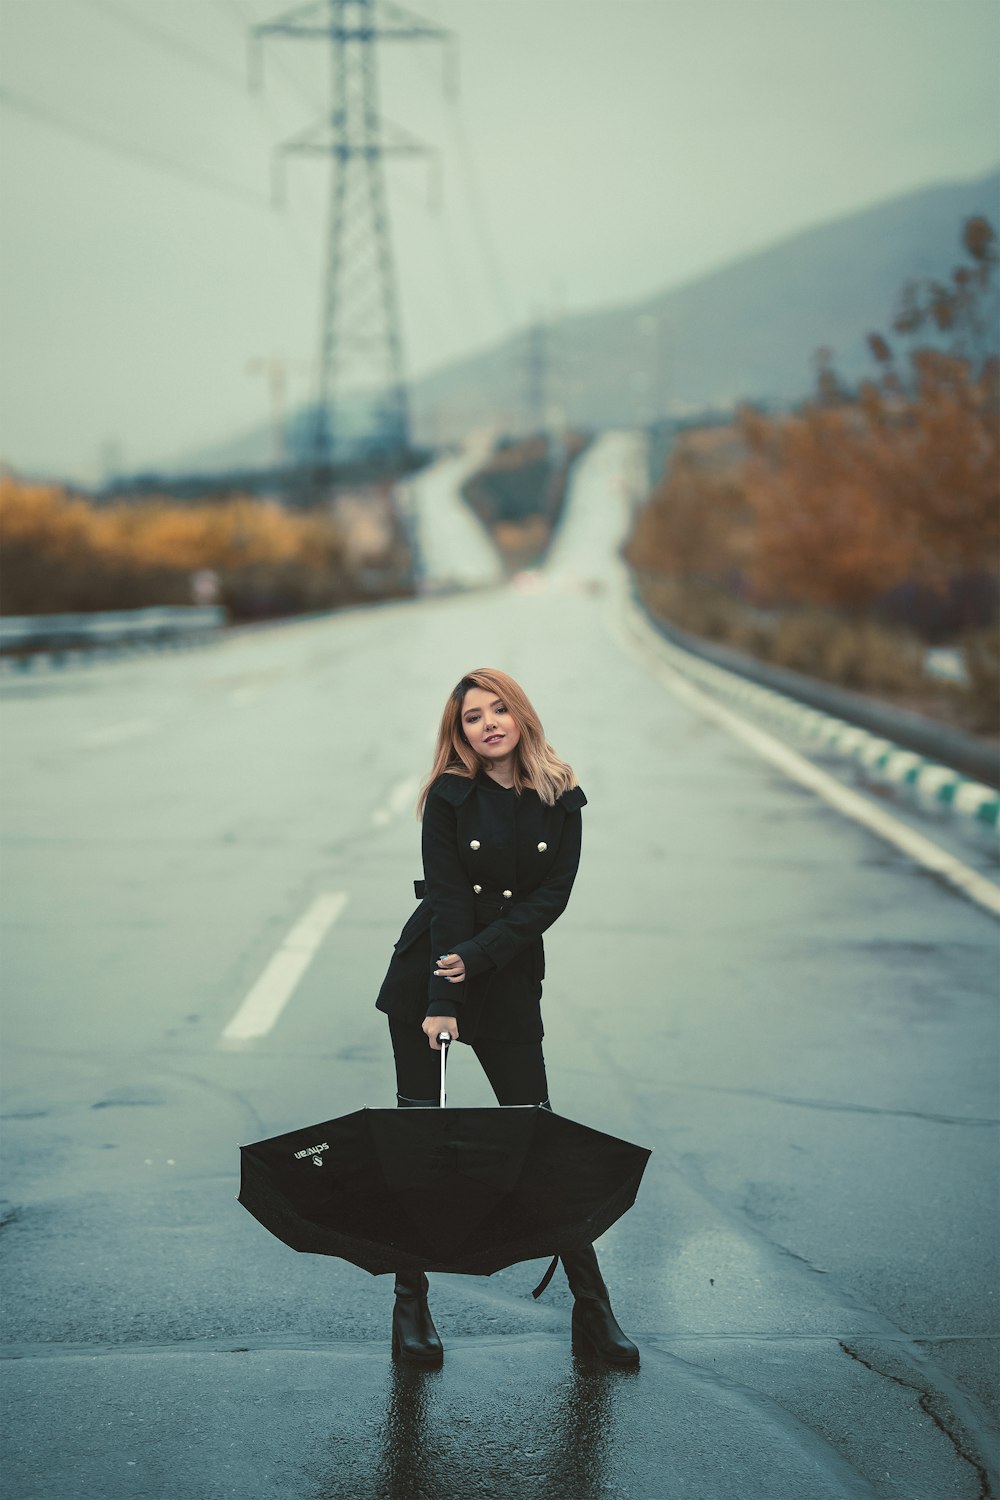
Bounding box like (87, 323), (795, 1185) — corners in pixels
(368, 1357), (624, 1500)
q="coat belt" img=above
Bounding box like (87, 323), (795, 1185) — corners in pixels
(413, 878), (515, 904)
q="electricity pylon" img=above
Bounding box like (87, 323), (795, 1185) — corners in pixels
(524, 317), (548, 436)
(252, 1), (449, 476)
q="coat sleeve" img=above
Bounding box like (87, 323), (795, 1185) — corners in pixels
(451, 807), (583, 979)
(422, 786), (475, 1013)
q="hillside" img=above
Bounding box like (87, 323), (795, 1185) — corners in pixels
(411, 166), (1000, 435)
(160, 166), (1000, 472)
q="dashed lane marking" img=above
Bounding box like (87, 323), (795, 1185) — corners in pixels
(220, 892), (349, 1045)
(372, 775), (419, 827)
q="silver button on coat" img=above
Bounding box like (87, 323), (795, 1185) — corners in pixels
(537, 842), (547, 852)
(469, 840), (480, 850)
(473, 884), (482, 894)
(502, 889), (513, 899)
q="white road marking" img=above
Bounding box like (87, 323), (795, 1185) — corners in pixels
(372, 775), (419, 827)
(79, 719), (154, 748)
(220, 892), (349, 1044)
(616, 593), (1000, 921)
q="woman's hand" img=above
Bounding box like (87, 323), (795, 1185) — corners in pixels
(434, 952), (466, 984)
(423, 1016), (459, 1048)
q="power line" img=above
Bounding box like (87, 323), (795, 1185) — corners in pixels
(79, 0), (247, 90)
(3, 2), (323, 287)
(83, 0), (326, 127)
(0, 85), (271, 208)
(443, 100), (516, 334)
(217, 0), (326, 115)
(219, 0), (261, 23)
(213, 0), (329, 279)
(75, 0), (325, 232)
(216, 0), (328, 158)
(392, 168), (484, 355)
(407, 45), (515, 336)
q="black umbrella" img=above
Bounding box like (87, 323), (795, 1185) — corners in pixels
(238, 1039), (650, 1281)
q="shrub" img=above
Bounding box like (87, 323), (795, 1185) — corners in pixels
(0, 477), (363, 620)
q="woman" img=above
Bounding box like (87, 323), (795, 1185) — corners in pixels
(375, 668), (638, 1368)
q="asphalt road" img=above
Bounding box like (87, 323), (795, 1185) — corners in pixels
(402, 431), (503, 592)
(1, 435), (998, 1500)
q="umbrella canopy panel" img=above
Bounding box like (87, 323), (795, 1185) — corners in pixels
(239, 1106), (651, 1279)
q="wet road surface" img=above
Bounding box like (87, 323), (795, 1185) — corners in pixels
(2, 435), (998, 1498)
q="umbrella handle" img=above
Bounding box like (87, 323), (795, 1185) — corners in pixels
(438, 1033), (451, 1107)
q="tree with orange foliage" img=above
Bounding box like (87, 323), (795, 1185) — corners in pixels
(737, 216), (999, 622)
(736, 404), (919, 612)
(0, 479), (359, 618)
(626, 429), (754, 590)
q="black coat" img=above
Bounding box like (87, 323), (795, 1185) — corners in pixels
(375, 770), (587, 1043)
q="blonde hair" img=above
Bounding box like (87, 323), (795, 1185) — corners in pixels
(417, 668), (577, 815)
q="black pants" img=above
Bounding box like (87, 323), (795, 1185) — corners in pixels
(388, 1018), (549, 1106)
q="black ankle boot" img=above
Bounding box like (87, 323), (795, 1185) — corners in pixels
(560, 1245), (639, 1366)
(392, 1272), (443, 1365)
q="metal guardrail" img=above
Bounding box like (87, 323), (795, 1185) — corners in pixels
(626, 585), (1000, 846)
(635, 600), (998, 790)
(0, 606), (226, 656)
(622, 582), (1000, 840)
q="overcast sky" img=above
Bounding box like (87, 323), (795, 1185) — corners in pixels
(1, 0), (997, 483)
